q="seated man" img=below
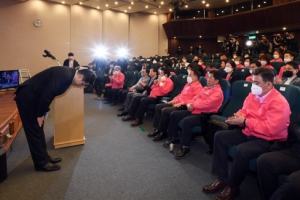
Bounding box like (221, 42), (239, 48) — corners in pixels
(205, 63), (217, 78)
(274, 61), (300, 87)
(125, 68), (174, 126)
(104, 66), (125, 106)
(118, 68), (155, 116)
(202, 68), (291, 200)
(165, 70), (224, 158)
(117, 68), (150, 107)
(257, 119), (300, 200)
(149, 68), (203, 140)
(278, 51), (300, 79)
(245, 61), (261, 82)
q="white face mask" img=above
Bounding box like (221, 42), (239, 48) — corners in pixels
(160, 76), (166, 81)
(187, 76), (192, 83)
(273, 55), (279, 59)
(260, 61), (267, 66)
(187, 69), (191, 74)
(182, 59), (187, 62)
(244, 62), (250, 67)
(249, 69), (253, 74)
(234, 61), (240, 65)
(251, 83), (267, 96)
(284, 58), (291, 63)
(224, 67), (232, 73)
(198, 62), (202, 65)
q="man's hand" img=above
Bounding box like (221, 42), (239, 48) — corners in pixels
(37, 116), (45, 127)
(187, 104), (193, 112)
(139, 81), (146, 87)
(274, 75), (282, 84)
(173, 103), (182, 108)
(154, 79), (158, 85)
(166, 100), (174, 105)
(225, 113), (245, 125)
(129, 86), (135, 91)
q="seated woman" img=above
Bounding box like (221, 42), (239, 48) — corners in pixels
(223, 60), (240, 86)
(234, 56), (245, 68)
(244, 57), (251, 68)
(246, 61), (261, 81)
(259, 54), (274, 69)
(270, 50), (283, 62)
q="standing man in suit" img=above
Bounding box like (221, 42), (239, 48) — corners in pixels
(63, 52), (80, 69)
(14, 67), (95, 172)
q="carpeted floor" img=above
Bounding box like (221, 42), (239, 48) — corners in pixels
(0, 93), (261, 200)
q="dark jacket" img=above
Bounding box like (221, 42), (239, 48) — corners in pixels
(143, 76), (158, 95)
(15, 66), (76, 117)
(63, 59), (80, 69)
(282, 77), (300, 88)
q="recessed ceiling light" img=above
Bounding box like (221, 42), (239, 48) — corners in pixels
(206, 4), (209, 7)
(145, 5), (148, 8)
(159, 6), (161, 8)
(198, 11), (200, 13)
(236, 9), (238, 11)
(217, 13), (219, 15)
(129, 6), (131, 9)
(222, 10), (224, 13)
(263, 1), (266, 3)
(177, 16), (179, 18)
(199, 36), (202, 38)
(283, 27), (286, 30)
(115, 2), (118, 5)
(125, 10), (127, 12)
(62, 1), (65, 4)
(174, 37), (176, 39)
(154, 12), (156, 14)
(161, 2), (164, 5)
(242, 6), (244, 8)
(106, 4), (108, 7)
(97, 6), (100, 9)
(258, 4), (261, 7)
(169, 8), (172, 11)
(256, 31), (259, 33)
(79, 2), (82, 5)
(185, 5), (188, 8)
(131, 2), (134, 4)
(193, 17), (195, 19)
(226, 0), (229, 2)
(202, 1), (205, 4)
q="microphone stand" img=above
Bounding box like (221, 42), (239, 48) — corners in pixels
(42, 50), (61, 66)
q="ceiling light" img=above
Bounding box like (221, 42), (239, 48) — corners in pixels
(125, 10), (127, 12)
(174, 37), (176, 39)
(217, 13), (219, 15)
(185, 5), (188, 8)
(129, 6), (131, 9)
(263, 1), (266, 3)
(159, 6), (161, 8)
(62, 1), (65, 4)
(154, 12), (156, 14)
(222, 10), (224, 13)
(199, 36), (202, 38)
(206, 4), (209, 7)
(97, 6), (100, 9)
(226, 0), (229, 2)
(106, 4), (108, 7)
(169, 8), (172, 11)
(256, 31), (259, 33)
(193, 17), (195, 18)
(242, 6), (244, 8)
(236, 9), (238, 11)
(283, 27), (286, 30)
(161, 2), (164, 4)
(115, 2), (118, 4)
(202, 1), (205, 3)
(145, 5), (148, 8)
(246, 41), (252, 46)
(258, 4), (260, 7)
(79, 2), (82, 5)
(131, 2), (134, 4)
(177, 16), (179, 18)
(198, 11), (200, 13)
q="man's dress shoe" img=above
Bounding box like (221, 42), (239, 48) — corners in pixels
(35, 163), (61, 172)
(216, 186), (240, 200)
(50, 157), (62, 164)
(131, 119), (142, 126)
(202, 179), (227, 193)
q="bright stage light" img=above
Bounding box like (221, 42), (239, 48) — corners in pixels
(246, 40), (252, 46)
(117, 48), (128, 57)
(94, 46), (108, 58)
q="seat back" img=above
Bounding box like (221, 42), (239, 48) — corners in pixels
(180, 67), (188, 75)
(168, 74), (181, 99)
(199, 76), (207, 87)
(173, 67), (180, 75)
(235, 68), (251, 80)
(222, 81), (252, 118)
(270, 62), (285, 75)
(274, 84), (300, 121)
(218, 79), (231, 113)
(124, 71), (137, 87)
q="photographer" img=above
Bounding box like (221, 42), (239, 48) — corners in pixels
(286, 32), (299, 54)
(258, 36), (270, 53)
(273, 33), (284, 50)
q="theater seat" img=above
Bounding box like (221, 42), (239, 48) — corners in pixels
(180, 67), (188, 75)
(199, 76), (207, 87)
(235, 68), (251, 80)
(270, 62), (285, 75)
(173, 67), (180, 76)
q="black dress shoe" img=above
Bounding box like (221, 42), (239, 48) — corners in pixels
(153, 132), (167, 141)
(147, 129), (160, 137)
(50, 157), (62, 164)
(175, 147), (190, 159)
(35, 163), (61, 172)
(162, 138), (180, 147)
(117, 112), (128, 117)
(118, 107), (125, 111)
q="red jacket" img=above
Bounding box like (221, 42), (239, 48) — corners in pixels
(187, 84), (223, 114)
(236, 64), (245, 69)
(270, 58), (283, 62)
(149, 77), (174, 98)
(262, 64), (274, 69)
(108, 72), (125, 89)
(237, 88), (290, 141)
(246, 75), (253, 82)
(173, 81), (203, 105)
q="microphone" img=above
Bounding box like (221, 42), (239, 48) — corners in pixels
(42, 50), (58, 61)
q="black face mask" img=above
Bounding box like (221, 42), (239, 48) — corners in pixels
(282, 71), (294, 78)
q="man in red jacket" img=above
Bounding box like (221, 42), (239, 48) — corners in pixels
(104, 66), (125, 106)
(203, 68), (291, 200)
(130, 68), (174, 126)
(164, 70), (224, 158)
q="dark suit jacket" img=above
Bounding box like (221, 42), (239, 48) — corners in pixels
(63, 59), (80, 69)
(15, 67), (76, 117)
(282, 77), (300, 88)
(143, 76), (158, 95)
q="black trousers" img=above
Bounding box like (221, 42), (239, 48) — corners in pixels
(110, 88), (121, 103)
(257, 149), (300, 200)
(118, 89), (129, 104)
(93, 76), (104, 97)
(135, 97), (160, 121)
(168, 110), (191, 139)
(15, 88), (50, 167)
(128, 95), (147, 116)
(153, 104), (186, 132)
(104, 86), (112, 99)
(212, 129), (270, 188)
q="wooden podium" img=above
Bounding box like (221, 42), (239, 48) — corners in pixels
(53, 86), (85, 149)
